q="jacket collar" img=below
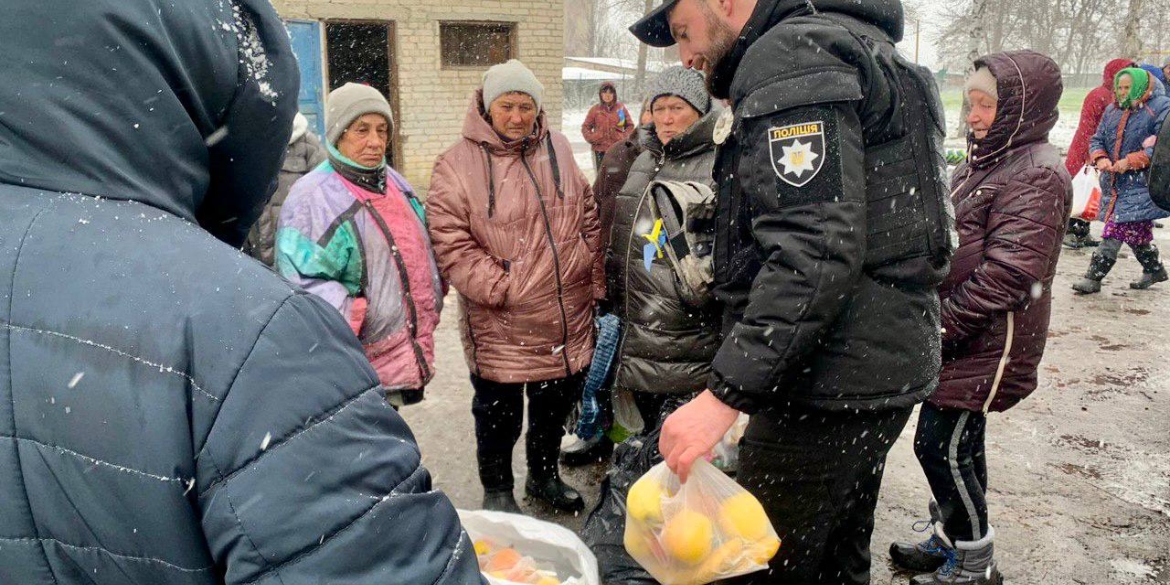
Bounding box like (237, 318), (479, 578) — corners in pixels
(642, 109), (719, 160)
(708, 0), (905, 100)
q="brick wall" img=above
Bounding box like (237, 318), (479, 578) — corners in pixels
(271, 1), (565, 191)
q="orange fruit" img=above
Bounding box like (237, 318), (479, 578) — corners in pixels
(484, 547), (522, 573)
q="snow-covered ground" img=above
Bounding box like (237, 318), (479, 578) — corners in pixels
(563, 108), (597, 181)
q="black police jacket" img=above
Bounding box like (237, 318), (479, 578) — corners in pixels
(707, 0), (955, 413)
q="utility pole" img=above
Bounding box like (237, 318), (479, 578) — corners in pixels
(633, 0), (654, 97)
(915, 18), (921, 64)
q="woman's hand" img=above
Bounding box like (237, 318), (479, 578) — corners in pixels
(1095, 157), (1112, 172)
(1114, 158), (1131, 173)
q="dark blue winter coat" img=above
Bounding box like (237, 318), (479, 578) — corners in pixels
(0, 2), (482, 584)
(1141, 64), (1167, 85)
(1090, 78), (1170, 223)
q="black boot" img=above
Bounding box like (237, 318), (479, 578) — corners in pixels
(1130, 244), (1168, 290)
(1064, 219), (1099, 249)
(478, 451), (519, 510)
(483, 489), (523, 514)
(1073, 242), (1119, 294)
(891, 501), (952, 573)
(525, 470), (585, 512)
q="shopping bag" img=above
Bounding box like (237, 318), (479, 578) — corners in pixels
(1071, 166), (1102, 221)
(460, 510), (601, 585)
(710, 414), (749, 474)
(623, 460), (780, 585)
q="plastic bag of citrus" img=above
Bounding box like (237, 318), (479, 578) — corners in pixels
(623, 459), (780, 585)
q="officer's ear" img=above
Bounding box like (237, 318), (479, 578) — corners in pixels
(713, 0), (738, 19)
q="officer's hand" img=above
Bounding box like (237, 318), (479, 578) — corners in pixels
(659, 390), (740, 483)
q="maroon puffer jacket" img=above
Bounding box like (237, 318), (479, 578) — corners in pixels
(933, 50), (1072, 413)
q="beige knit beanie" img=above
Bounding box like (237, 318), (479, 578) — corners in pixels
(965, 67), (999, 101)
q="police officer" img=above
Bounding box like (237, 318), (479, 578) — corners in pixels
(632, 1), (955, 583)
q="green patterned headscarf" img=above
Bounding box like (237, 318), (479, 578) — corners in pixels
(1114, 67), (1151, 110)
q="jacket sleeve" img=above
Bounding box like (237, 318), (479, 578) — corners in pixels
(581, 106), (600, 146)
(426, 156), (511, 308)
(710, 102), (867, 414)
(275, 185), (362, 321)
(196, 292), (484, 585)
(198, 0), (299, 248)
(578, 165), (607, 301)
(941, 167), (1068, 346)
(1089, 111), (1112, 162)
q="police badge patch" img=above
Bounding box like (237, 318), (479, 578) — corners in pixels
(768, 121), (826, 187)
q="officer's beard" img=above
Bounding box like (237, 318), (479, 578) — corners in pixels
(696, 0), (738, 94)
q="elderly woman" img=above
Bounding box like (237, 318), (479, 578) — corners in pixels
(277, 83), (443, 408)
(607, 66), (721, 434)
(427, 60), (604, 513)
(1074, 67), (1170, 293)
(891, 51), (1071, 585)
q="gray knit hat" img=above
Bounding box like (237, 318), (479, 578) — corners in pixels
(482, 59), (545, 112)
(325, 83), (395, 146)
(647, 66), (711, 115)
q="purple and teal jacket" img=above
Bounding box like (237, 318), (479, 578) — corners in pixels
(277, 160), (443, 391)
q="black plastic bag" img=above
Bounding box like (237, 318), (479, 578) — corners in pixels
(580, 396), (691, 585)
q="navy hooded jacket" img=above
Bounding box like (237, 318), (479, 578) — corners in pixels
(0, 1), (482, 583)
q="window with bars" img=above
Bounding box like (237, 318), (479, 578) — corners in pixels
(440, 22), (516, 68)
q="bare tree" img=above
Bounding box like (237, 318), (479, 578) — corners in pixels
(932, 0), (1151, 86)
(1121, 0), (1145, 58)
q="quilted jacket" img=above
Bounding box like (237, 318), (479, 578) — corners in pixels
(0, 1), (481, 583)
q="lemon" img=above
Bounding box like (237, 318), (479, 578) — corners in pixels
(747, 537), (781, 564)
(535, 577), (561, 585)
(697, 538), (745, 578)
(473, 540), (490, 556)
(626, 477), (666, 524)
(719, 493), (770, 541)
(662, 510), (714, 565)
(623, 521), (653, 560)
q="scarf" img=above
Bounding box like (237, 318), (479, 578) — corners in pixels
(327, 143), (387, 194)
(1115, 67), (1152, 110)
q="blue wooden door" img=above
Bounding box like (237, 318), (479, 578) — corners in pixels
(285, 20), (325, 137)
